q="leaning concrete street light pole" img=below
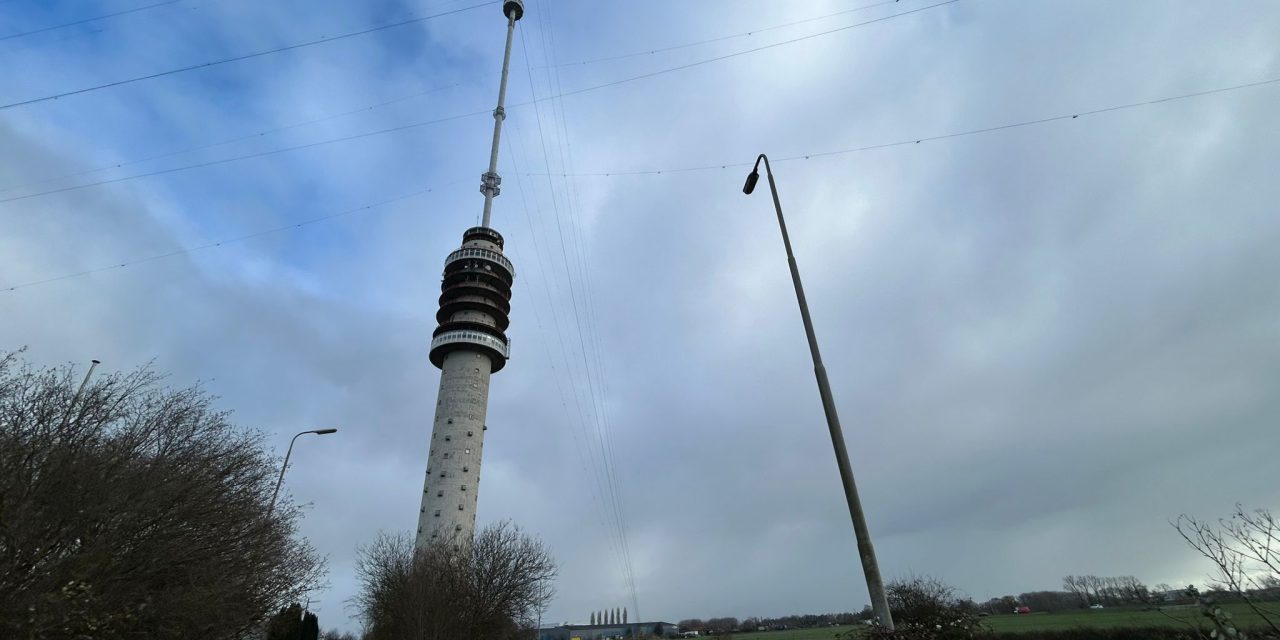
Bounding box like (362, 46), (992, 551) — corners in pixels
(270, 428), (338, 513)
(743, 154), (895, 631)
(59, 359), (101, 430)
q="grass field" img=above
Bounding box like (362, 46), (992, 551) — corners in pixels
(983, 602), (1278, 633)
(726, 602), (1280, 640)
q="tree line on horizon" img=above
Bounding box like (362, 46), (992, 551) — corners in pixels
(678, 613), (866, 634)
(677, 570), (1280, 635)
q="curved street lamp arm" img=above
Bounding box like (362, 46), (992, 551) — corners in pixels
(268, 429), (337, 513)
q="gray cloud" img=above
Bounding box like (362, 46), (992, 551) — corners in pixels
(2, 0), (1279, 632)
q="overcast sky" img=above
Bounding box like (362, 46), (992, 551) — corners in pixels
(3, 0), (1279, 633)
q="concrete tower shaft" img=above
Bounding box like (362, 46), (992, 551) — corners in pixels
(417, 228), (514, 546)
(416, 0), (524, 549)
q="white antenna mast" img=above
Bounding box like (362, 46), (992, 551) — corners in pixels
(479, 0), (524, 228)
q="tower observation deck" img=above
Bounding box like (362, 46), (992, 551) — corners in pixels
(416, 0), (524, 549)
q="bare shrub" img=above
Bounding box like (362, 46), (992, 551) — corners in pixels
(0, 352), (324, 638)
(861, 575), (986, 640)
(354, 522), (556, 640)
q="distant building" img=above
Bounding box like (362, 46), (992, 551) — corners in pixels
(539, 621), (679, 640)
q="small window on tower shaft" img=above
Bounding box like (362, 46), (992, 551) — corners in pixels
(437, 490), (443, 497)
(443, 452), (450, 459)
(461, 484), (467, 491)
(434, 510), (441, 517)
(463, 466), (469, 472)
(445, 436), (451, 442)
(458, 504), (464, 511)
(465, 448), (471, 454)
(467, 431), (473, 437)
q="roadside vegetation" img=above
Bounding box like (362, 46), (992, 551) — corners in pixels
(682, 504), (1280, 640)
(0, 352), (325, 638)
(717, 602), (1279, 640)
(353, 523), (557, 640)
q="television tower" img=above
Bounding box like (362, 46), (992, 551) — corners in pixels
(416, 0), (524, 548)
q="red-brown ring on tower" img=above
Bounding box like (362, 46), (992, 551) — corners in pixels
(436, 297), (510, 331)
(442, 249), (514, 284)
(439, 277), (511, 308)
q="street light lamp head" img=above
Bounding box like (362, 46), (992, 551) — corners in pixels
(744, 154), (768, 194)
(313, 428), (338, 435)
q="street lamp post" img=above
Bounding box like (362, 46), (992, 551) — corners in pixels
(269, 428), (338, 513)
(743, 154), (895, 631)
(59, 359), (101, 430)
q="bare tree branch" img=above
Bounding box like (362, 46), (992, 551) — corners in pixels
(354, 523), (556, 640)
(0, 352), (325, 639)
(1175, 507), (1280, 637)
